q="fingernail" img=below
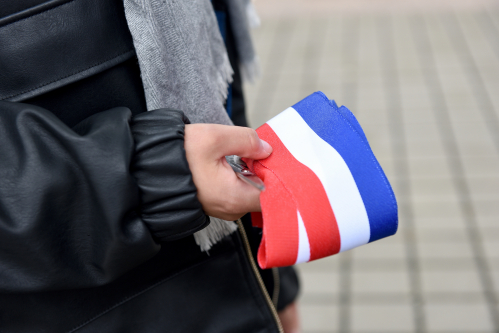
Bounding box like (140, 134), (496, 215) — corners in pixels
(260, 139), (272, 156)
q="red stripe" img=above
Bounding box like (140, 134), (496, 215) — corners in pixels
(256, 124), (341, 260)
(254, 168), (300, 268)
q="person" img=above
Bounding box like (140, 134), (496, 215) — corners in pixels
(0, 0), (299, 332)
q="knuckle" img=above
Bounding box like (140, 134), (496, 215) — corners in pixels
(244, 128), (260, 152)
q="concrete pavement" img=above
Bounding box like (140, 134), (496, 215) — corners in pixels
(244, 2), (499, 332)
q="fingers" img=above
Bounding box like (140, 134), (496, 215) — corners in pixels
(230, 179), (262, 213)
(186, 124), (272, 161)
(219, 126), (272, 160)
(183, 123), (267, 221)
(205, 181), (262, 221)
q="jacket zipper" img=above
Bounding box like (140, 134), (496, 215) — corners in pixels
(236, 219), (284, 333)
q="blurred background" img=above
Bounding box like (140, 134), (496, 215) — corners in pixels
(244, 0), (499, 332)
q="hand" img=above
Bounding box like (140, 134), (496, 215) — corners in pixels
(184, 124), (272, 221)
(278, 301), (301, 333)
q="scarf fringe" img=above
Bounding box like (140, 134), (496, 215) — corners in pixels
(240, 57), (260, 84)
(246, 2), (261, 28)
(215, 53), (234, 104)
(193, 217), (238, 252)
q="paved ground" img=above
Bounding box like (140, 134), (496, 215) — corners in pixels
(244, 1), (499, 332)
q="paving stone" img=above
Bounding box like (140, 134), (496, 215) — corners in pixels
(298, 304), (338, 332)
(478, 227), (499, 242)
(409, 176), (458, 201)
(407, 156), (452, 178)
(246, 3), (499, 332)
(482, 241), (499, 261)
(411, 199), (463, 220)
(457, 140), (498, 158)
(473, 199), (499, 218)
(350, 304), (414, 332)
(424, 291), (485, 303)
(491, 269), (499, 294)
(488, 257), (499, 271)
(351, 292), (411, 304)
(418, 242), (475, 259)
(425, 303), (495, 331)
(420, 257), (476, 271)
(351, 271), (411, 293)
(451, 120), (494, 138)
(413, 216), (467, 228)
(462, 156), (499, 177)
(404, 122), (442, 142)
(352, 258), (406, 272)
(406, 140), (447, 158)
(298, 271), (340, 295)
(415, 225), (468, 243)
(351, 239), (406, 260)
(421, 270), (483, 293)
(476, 216), (499, 228)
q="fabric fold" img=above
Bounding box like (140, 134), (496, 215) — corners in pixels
(250, 92), (398, 269)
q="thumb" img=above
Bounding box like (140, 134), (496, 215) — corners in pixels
(217, 126), (272, 160)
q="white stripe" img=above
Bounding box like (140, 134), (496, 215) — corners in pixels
(295, 210), (311, 264)
(267, 107), (371, 252)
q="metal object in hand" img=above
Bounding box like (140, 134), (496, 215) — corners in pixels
(226, 155), (265, 191)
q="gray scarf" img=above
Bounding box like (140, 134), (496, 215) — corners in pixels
(123, 0), (258, 250)
(123, 0), (233, 125)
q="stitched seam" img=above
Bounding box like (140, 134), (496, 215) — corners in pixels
(314, 92), (398, 216)
(0, 0), (77, 28)
(257, 155), (351, 253)
(3, 50), (134, 100)
(254, 161), (302, 218)
(66, 256), (218, 333)
(155, 214), (209, 241)
(255, 160), (340, 262)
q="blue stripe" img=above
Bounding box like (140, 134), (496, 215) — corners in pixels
(291, 92), (398, 242)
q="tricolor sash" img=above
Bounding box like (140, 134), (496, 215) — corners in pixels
(250, 92), (398, 269)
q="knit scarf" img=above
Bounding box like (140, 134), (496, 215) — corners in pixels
(123, 0), (258, 251)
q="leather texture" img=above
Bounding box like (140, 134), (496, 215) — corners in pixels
(131, 110), (209, 242)
(22, 56), (149, 127)
(0, 0), (291, 331)
(0, 0), (136, 102)
(0, 102), (207, 292)
(0, 233), (279, 333)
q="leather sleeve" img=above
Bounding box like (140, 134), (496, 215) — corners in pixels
(0, 101), (208, 292)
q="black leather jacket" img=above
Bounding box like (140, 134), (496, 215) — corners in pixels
(0, 0), (298, 332)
